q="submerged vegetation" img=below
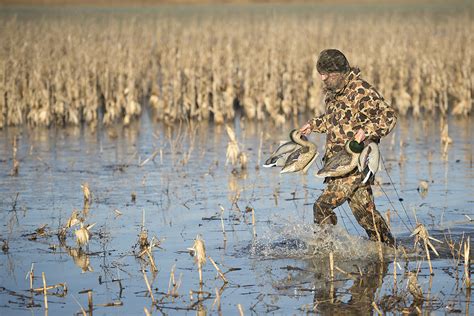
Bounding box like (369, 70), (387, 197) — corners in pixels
(0, 5), (472, 129)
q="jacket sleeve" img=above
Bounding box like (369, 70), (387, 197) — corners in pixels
(354, 93), (397, 142)
(309, 113), (330, 134)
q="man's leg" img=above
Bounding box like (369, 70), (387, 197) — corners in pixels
(313, 180), (351, 226)
(348, 185), (394, 245)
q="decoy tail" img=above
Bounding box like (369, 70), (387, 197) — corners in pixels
(361, 166), (374, 184)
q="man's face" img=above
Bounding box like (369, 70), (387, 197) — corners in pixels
(320, 72), (345, 91)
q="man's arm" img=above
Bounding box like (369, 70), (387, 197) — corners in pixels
(300, 113), (329, 135)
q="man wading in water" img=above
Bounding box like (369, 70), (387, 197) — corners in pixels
(299, 49), (397, 245)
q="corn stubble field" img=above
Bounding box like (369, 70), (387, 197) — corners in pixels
(0, 3), (473, 316)
(0, 5), (472, 129)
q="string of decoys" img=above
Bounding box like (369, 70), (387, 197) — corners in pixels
(264, 128), (380, 182)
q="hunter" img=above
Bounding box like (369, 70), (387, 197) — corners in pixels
(299, 49), (397, 245)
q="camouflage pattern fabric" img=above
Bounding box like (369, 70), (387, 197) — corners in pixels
(310, 68), (397, 245)
(313, 175), (394, 245)
(309, 68), (397, 162)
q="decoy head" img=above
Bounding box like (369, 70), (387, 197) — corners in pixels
(289, 129), (299, 142)
(289, 129), (308, 143)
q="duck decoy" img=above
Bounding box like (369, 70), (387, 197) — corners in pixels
(315, 130), (366, 178)
(263, 140), (301, 168)
(280, 129), (318, 174)
(358, 142), (380, 184)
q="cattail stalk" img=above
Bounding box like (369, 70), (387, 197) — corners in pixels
(208, 256), (228, 284)
(81, 183), (91, 207)
(464, 236), (471, 288)
(167, 265), (176, 295)
(29, 263), (34, 290)
(144, 307), (152, 316)
(425, 239), (433, 275)
(329, 252), (334, 280)
(237, 304), (244, 316)
(190, 235), (207, 285)
(146, 249), (158, 273)
(372, 302), (382, 315)
(11, 137), (19, 176)
(213, 287), (221, 312)
(219, 205), (227, 242)
(142, 270), (156, 304)
(88, 290), (93, 313)
(33, 283), (67, 292)
(42, 272), (48, 310)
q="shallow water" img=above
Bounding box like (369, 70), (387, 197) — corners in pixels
(0, 113), (472, 315)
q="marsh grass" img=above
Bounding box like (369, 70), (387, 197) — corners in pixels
(0, 7), (471, 129)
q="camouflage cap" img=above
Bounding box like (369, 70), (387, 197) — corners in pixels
(316, 49), (350, 74)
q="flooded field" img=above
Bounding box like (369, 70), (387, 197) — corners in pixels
(0, 113), (472, 315)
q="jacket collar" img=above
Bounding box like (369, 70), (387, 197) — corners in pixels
(324, 68), (361, 101)
(336, 68), (360, 96)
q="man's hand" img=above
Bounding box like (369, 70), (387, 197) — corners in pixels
(354, 128), (366, 143)
(299, 122), (313, 136)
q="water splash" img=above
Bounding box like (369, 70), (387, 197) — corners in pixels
(249, 219), (384, 260)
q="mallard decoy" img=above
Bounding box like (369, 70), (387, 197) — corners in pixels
(358, 142), (380, 184)
(280, 129), (318, 174)
(315, 129), (367, 178)
(263, 140), (301, 168)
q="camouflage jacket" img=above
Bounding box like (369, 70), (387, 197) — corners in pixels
(309, 68), (397, 162)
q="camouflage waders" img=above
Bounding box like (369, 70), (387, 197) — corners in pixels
(313, 173), (394, 245)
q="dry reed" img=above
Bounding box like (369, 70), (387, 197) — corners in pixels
(188, 235), (207, 285)
(66, 209), (81, 228)
(75, 223), (95, 247)
(207, 256), (228, 284)
(407, 271), (423, 302)
(212, 287), (221, 312)
(81, 183), (91, 207)
(87, 290), (93, 313)
(142, 269), (156, 304)
(237, 304), (244, 316)
(144, 307), (152, 316)
(372, 301), (382, 315)
(329, 252), (334, 281)
(72, 294), (87, 316)
(11, 137), (19, 176)
(464, 236), (471, 288)
(219, 205), (227, 242)
(42, 272), (48, 310)
(28, 263), (34, 290)
(167, 264), (182, 297)
(411, 223), (442, 275)
(0, 8), (470, 129)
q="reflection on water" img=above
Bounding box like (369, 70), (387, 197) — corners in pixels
(65, 246), (93, 273)
(0, 115), (472, 314)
